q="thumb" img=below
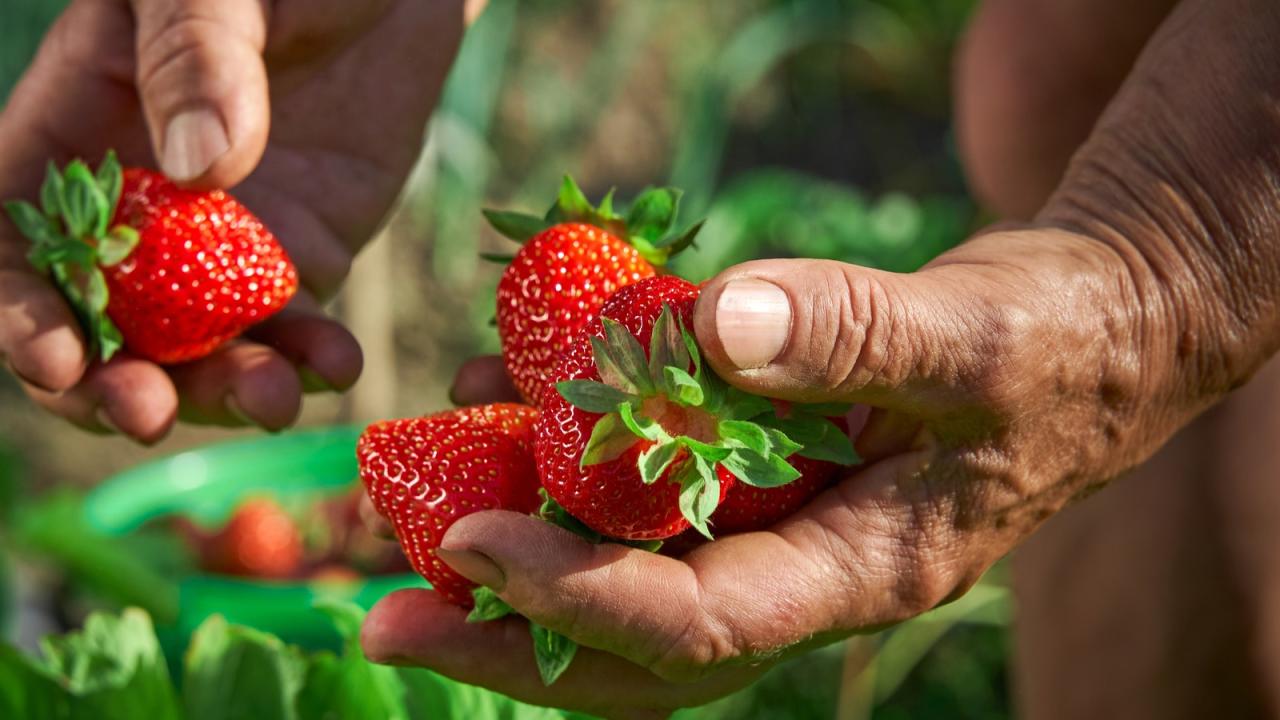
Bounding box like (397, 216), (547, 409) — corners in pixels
(692, 259), (982, 409)
(130, 0), (269, 187)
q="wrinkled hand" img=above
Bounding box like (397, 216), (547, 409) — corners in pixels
(361, 1), (1280, 717)
(0, 0), (464, 442)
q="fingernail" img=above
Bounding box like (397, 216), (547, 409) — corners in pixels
(437, 548), (505, 590)
(715, 279), (792, 370)
(161, 107), (229, 182)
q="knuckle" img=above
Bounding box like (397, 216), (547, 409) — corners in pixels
(813, 267), (903, 395)
(644, 605), (737, 683)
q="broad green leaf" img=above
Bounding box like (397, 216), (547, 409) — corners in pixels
(555, 380), (632, 414)
(718, 420), (770, 456)
(678, 437), (732, 464)
(581, 412), (636, 466)
(530, 624), (577, 686)
(97, 226), (139, 267)
(482, 209), (550, 242)
(4, 200), (60, 246)
(299, 603), (408, 720)
(590, 337), (640, 395)
(626, 187), (681, 243)
(762, 427), (802, 459)
(184, 616), (307, 720)
(663, 366), (704, 406)
(61, 161), (109, 238)
(722, 388), (774, 420)
(638, 440), (681, 485)
(467, 587), (515, 623)
(721, 450), (801, 489)
(767, 416), (859, 465)
(601, 317), (654, 394)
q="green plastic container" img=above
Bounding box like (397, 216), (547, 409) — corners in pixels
(83, 426), (425, 654)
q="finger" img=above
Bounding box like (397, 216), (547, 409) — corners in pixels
(168, 342), (303, 431)
(691, 259), (986, 412)
(129, 0), (270, 187)
(450, 356), (522, 406)
(246, 301), (364, 393)
(0, 266), (87, 393)
(362, 588), (757, 719)
(24, 356), (178, 444)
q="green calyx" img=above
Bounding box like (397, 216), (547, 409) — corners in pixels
(555, 305), (861, 539)
(467, 584), (580, 687)
(3, 151), (136, 362)
(482, 176), (703, 267)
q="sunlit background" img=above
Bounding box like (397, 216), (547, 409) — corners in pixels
(0, 1), (1010, 718)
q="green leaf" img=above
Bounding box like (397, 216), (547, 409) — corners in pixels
(722, 388), (774, 420)
(647, 305), (676, 384)
(762, 427), (803, 459)
(530, 624), (577, 686)
(718, 420), (771, 456)
(767, 416), (860, 465)
(721, 449), (802, 489)
(663, 366), (704, 406)
(581, 412), (637, 466)
(553, 175), (593, 221)
(677, 455), (721, 539)
(468, 587), (515, 623)
(794, 402), (853, 417)
(300, 602), (409, 720)
(184, 615), (307, 720)
(663, 219), (705, 255)
(482, 209), (550, 242)
(618, 401), (667, 442)
(61, 160), (110, 238)
(590, 337), (639, 395)
(679, 437), (733, 464)
(96, 316), (125, 363)
(4, 200), (60, 246)
(601, 317), (654, 394)
(97, 226), (139, 267)
(598, 188), (618, 218)
(681, 326), (702, 379)
(96, 150), (123, 215)
(538, 491), (603, 544)
(34, 608), (181, 720)
(312, 600), (367, 644)
(84, 267), (110, 314)
(638, 440), (681, 485)
(479, 252), (517, 264)
(556, 380), (633, 414)
(625, 187), (681, 243)
(40, 161), (64, 218)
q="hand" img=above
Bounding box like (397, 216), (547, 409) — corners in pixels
(361, 1), (1280, 716)
(0, 0), (465, 442)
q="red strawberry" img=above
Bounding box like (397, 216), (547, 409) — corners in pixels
(711, 417), (851, 533)
(536, 276), (861, 541)
(358, 404), (541, 606)
(4, 152), (297, 364)
(201, 497), (305, 579)
(487, 177), (702, 407)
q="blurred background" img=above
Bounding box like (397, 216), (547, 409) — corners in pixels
(0, 0), (1010, 718)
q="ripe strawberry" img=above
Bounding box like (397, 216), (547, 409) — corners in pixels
(486, 177), (702, 407)
(201, 497), (305, 579)
(358, 404), (541, 606)
(711, 417), (851, 533)
(536, 276), (861, 541)
(4, 151), (297, 364)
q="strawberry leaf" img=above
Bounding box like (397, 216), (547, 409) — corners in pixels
(663, 366), (704, 407)
(638, 440), (681, 485)
(647, 306), (677, 384)
(618, 401), (667, 442)
(581, 412), (637, 466)
(681, 325), (702, 379)
(590, 337), (639, 395)
(61, 160), (110, 239)
(721, 388), (774, 421)
(766, 416), (860, 465)
(721, 449), (801, 489)
(598, 188), (618, 218)
(552, 175), (593, 222)
(662, 219), (705, 254)
(96, 150), (123, 216)
(40, 161), (64, 218)
(556, 380), (633, 414)
(538, 491), (604, 543)
(479, 252), (517, 264)
(482, 209), (550, 243)
(531, 623), (577, 686)
(679, 436), (733, 463)
(98, 226), (140, 267)
(762, 427), (803, 459)
(4, 201), (60, 247)
(84, 267), (110, 314)
(467, 587), (515, 623)
(626, 187), (682, 244)
(601, 317), (654, 395)
(718, 420), (771, 456)
(677, 455), (721, 539)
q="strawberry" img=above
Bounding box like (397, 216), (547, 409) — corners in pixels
(201, 497), (305, 579)
(711, 417), (851, 533)
(486, 177), (702, 407)
(358, 404), (541, 606)
(4, 151), (297, 364)
(536, 276), (861, 540)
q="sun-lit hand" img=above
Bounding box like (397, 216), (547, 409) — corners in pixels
(0, 0), (465, 442)
(361, 1), (1280, 716)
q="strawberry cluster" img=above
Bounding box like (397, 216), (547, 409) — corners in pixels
(358, 178), (862, 685)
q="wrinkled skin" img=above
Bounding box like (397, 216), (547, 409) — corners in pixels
(0, 0), (464, 442)
(359, 1), (1280, 718)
